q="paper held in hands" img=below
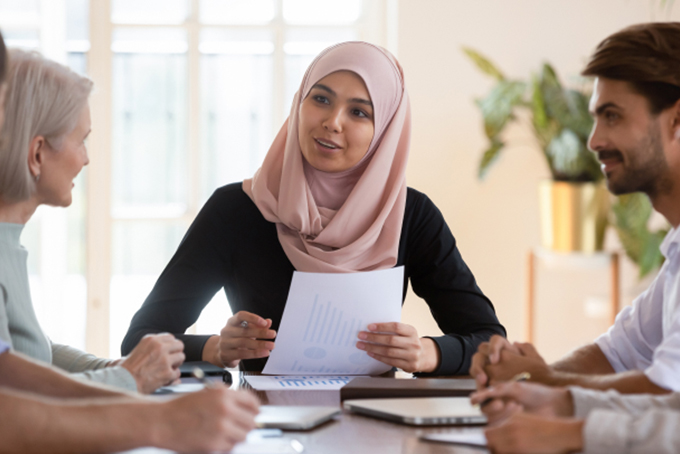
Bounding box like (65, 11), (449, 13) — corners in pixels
(262, 266), (404, 376)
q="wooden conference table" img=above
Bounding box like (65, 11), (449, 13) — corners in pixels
(120, 371), (489, 454)
(236, 370), (487, 454)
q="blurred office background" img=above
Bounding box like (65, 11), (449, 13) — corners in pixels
(0, 0), (676, 361)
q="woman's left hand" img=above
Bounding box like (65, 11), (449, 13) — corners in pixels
(356, 322), (440, 373)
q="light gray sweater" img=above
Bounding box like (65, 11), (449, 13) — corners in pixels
(572, 386), (680, 453)
(0, 222), (136, 390)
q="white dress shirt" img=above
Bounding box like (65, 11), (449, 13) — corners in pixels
(595, 226), (680, 391)
(571, 386), (680, 453)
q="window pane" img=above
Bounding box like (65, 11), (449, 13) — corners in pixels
(67, 170), (87, 276)
(200, 0), (275, 25)
(67, 52), (88, 75)
(31, 274), (87, 349)
(112, 28), (188, 54)
(25, 170), (88, 352)
(195, 291), (232, 336)
(284, 28), (357, 116)
(1, 29), (40, 49)
(0, 0), (40, 27)
(112, 29), (188, 215)
(111, 0), (189, 24)
(67, 0), (90, 60)
(199, 28), (274, 54)
(283, 0), (362, 25)
(200, 29), (274, 201)
(66, 0), (88, 41)
(110, 221), (186, 357)
(112, 222), (186, 275)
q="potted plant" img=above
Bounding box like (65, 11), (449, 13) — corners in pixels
(463, 47), (607, 253)
(464, 48), (666, 276)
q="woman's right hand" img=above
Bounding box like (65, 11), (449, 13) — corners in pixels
(204, 311), (276, 368)
(158, 387), (259, 453)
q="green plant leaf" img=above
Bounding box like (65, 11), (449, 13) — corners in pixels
(581, 152), (604, 182)
(658, 0), (675, 10)
(611, 193), (668, 278)
(540, 63), (562, 90)
(547, 129), (581, 174)
(538, 67), (592, 135)
(476, 80), (526, 138)
(612, 193), (652, 232)
(563, 90), (594, 138)
(638, 230), (666, 278)
(531, 75), (548, 130)
(478, 139), (504, 179)
(462, 47), (505, 81)
(544, 129), (599, 181)
(611, 194), (650, 263)
(542, 86), (575, 130)
(614, 225), (644, 264)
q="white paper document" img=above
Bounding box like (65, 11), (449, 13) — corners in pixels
(114, 430), (299, 454)
(421, 430), (487, 447)
(245, 375), (358, 390)
(154, 383), (205, 394)
(232, 431), (304, 454)
(262, 266), (404, 375)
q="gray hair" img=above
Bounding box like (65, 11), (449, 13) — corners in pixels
(0, 49), (93, 202)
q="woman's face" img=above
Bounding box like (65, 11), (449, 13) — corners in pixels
(298, 70), (374, 173)
(38, 103), (91, 207)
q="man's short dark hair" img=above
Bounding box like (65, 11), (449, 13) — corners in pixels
(582, 22), (680, 114)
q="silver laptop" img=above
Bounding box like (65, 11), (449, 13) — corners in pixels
(256, 405), (341, 430)
(343, 397), (487, 426)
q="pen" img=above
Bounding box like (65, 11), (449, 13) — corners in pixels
(191, 367), (216, 388)
(479, 371), (531, 408)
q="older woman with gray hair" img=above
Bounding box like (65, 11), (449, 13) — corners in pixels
(0, 49), (185, 394)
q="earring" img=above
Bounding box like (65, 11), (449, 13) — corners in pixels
(675, 129), (680, 141)
(34, 173), (40, 182)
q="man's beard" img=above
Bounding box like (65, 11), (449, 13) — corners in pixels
(601, 121), (673, 198)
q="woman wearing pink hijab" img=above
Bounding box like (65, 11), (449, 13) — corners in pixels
(123, 42), (505, 375)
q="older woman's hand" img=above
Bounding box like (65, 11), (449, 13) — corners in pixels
(356, 322), (440, 373)
(206, 311), (276, 368)
(117, 333), (185, 394)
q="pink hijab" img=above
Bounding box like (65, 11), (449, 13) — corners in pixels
(242, 41), (410, 273)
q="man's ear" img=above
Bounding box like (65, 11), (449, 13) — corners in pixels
(27, 135), (46, 179)
(670, 97), (680, 141)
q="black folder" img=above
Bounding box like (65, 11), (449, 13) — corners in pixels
(340, 377), (476, 401)
(179, 361), (232, 384)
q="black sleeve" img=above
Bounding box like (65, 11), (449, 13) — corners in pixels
(121, 187), (234, 360)
(404, 189), (506, 376)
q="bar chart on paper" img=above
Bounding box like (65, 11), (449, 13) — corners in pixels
(294, 296), (371, 372)
(244, 375), (356, 391)
(262, 267), (404, 376)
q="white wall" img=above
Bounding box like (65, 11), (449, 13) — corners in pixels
(397, 0), (679, 361)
